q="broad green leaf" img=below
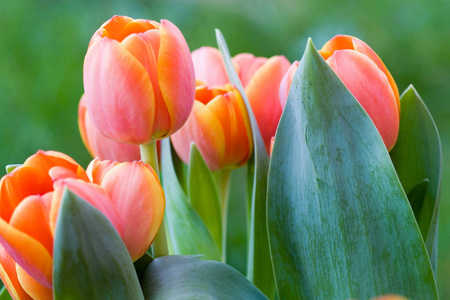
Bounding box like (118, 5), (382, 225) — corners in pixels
(0, 287), (12, 300)
(134, 252), (154, 282)
(188, 143), (222, 252)
(141, 255), (268, 300)
(53, 189), (144, 300)
(390, 86), (442, 275)
(172, 144), (189, 194)
(267, 39), (437, 299)
(216, 29), (275, 298)
(161, 138), (221, 261)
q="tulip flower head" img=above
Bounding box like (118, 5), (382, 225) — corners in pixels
(279, 35), (400, 151)
(0, 151), (164, 299)
(192, 47), (290, 152)
(83, 15), (196, 145)
(171, 84), (253, 171)
(78, 94), (141, 162)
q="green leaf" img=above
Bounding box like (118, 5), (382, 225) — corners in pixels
(141, 255), (268, 299)
(134, 252), (154, 282)
(161, 138), (221, 261)
(390, 86), (442, 275)
(0, 287), (12, 300)
(267, 39), (437, 299)
(188, 143), (222, 252)
(53, 189), (144, 300)
(5, 164), (21, 174)
(216, 29), (275, 298)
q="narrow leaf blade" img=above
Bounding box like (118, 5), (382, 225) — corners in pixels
(267, 39), (437, 299)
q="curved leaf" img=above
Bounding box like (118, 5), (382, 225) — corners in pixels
(161, 138), (221, 261)
(390, 86), (442, 275)
(216, 29), (274, 298)
(0, 287), (12, 300)
(267, 39), (437, 299)
(141, 255), (268, 300)
(53, 189), (144, 300)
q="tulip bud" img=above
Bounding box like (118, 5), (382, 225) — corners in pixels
(192, 47), (290, 152)
(280, 35), (400, 151)
(171, 84), (253, 171)
(78, 94), (141, 162)
(83, 16), (195, 145)
(0, 151), (164, 299)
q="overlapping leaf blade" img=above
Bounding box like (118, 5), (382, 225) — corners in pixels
(53, 189), (144, 300)
(267, 39), (437, 299)
(216, 29), (275, 298)
(141, 255), (268, 300)
(161, 139), (221, 261)
(390, 86), (442, 275)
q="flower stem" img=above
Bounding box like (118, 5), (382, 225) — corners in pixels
(214, 169), (232, 263)
(140, 141), (168, 257)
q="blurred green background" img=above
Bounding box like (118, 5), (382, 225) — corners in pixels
(1, 0), (449, 297)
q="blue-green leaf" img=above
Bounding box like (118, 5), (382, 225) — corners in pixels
(161, 138), (221, 261)
(267, 39), (437, 299)
(188, 143), (222, 252)
(141, 255), (268, 300)
(390, 86), (442, 275)
(53, 188), (144, 300)
(216, 29), (275, 298)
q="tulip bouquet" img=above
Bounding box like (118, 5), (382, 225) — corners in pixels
(0, 15), (442, 300)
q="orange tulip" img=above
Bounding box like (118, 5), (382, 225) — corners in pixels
(0, 151), (164, 299)
(171, 84), (253, 171)
(83, 15), (195, 145)
(78, 94), (141, 162)
(192, 47), (290, 152)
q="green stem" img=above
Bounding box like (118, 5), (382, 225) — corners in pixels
(214, 169), (232, 263)
(140, 141), (168, 257)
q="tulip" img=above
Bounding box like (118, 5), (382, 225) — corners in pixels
(279, 35), (400, 151)
(171, 84), (253, 171)
(0, 151), (164, 299)
(83, 15), (195, 145)
(192, 47), (290, 152)
(78, 94), (141, 162)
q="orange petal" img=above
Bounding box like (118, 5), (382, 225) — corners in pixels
(233, 53), (267, 87)
(83, 38), (155, 144)
(158, 19), (196, 137)
(101, 15), (134, 41)
(0, 245), (33, 300)
(86, 159), (120, 185)
(50, 179), (122, 237)
(79, 95), (141, 162)
(16, 264), (52, 300)
(245, 55), (291, 151)
(171, 101), (226, 171)
(0, 166), (53, 222)
(9, 194), (53, 257)
(320, 35), (355, 53)
(192, 47), (229, 86)
(100, 162), (165, 261)
(327, 50), (399, 150)
(0, 218), (52, 288)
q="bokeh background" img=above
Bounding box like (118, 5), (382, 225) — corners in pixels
(1, 0), (449, 297)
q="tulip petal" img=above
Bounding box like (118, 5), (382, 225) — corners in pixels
(351, 38), (400, 109)
(50, 179), (122, 237)
(279, 61), (299, 108)
(86, 159), (120, 185)
(9, 194), (53, 257)
(79, 96), (141, 162)
(0, 166), (53, 222)
(327, 50), (399, 150)
(192, 47), (229, 86)
(0, 218), (52, 288)
(0, 246), (32, 300)
(172, 101), (226, 171)
(100, 162), (165, 261)
(158, 19), (196, 137)
(233, 53), (267, 87)
(245, 56), (290, 151)
(84, 38), (155, 144)
(321, 35), (355, 53)
(16, 265), (52, 300)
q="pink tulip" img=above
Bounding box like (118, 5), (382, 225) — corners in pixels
(0, 151), (164, 299)
(83, 15), (195, 145)
(78, 94), (141, 162)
